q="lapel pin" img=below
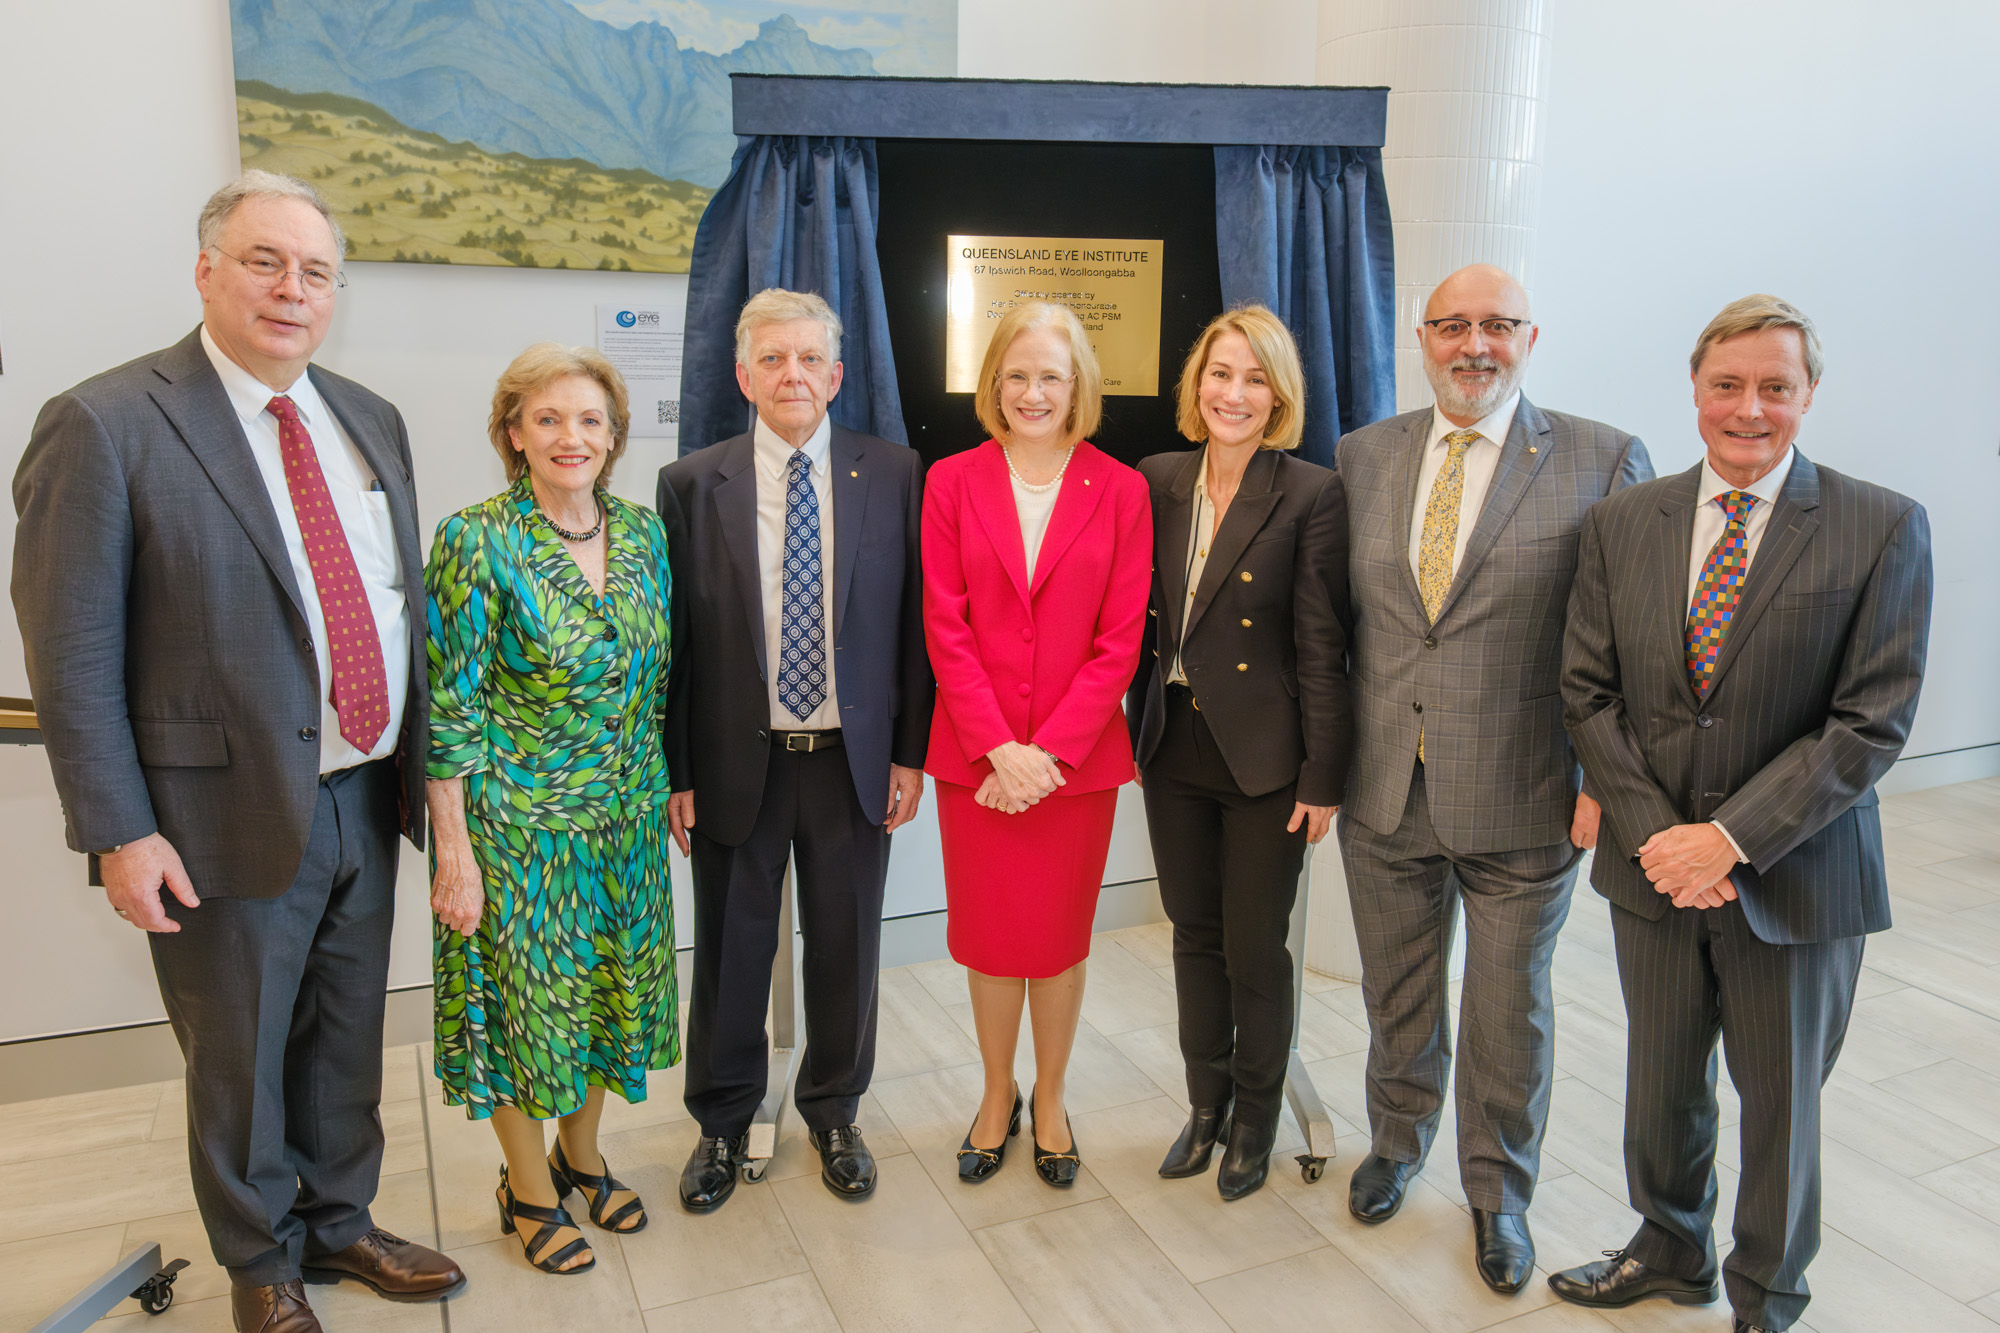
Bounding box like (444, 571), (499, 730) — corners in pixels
(1083, 478), (1091, 485)
(850, 470), (858, 477)
(1528, 446), (1538, 454)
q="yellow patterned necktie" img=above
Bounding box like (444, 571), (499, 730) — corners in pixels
(1415, 428), (1480, 760)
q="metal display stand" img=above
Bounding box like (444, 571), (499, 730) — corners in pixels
(740, 855), (803, 1181)
(7, 702), (193, 1326)
(1283, 858), (1338, 1182)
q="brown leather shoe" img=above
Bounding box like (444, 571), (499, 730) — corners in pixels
(301, 1227), (467, 1301)
(231, 1279), (323, 1333)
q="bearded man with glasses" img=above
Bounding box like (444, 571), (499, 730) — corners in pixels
(13, 170), (460, 1333)
(1331, 263), (1653, 1295)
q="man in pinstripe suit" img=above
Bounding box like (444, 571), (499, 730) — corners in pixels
(1336, 264), (1653, 1293)
(1550, 296), (1932, 1332)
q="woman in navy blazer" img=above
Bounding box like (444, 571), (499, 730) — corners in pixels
(923, 301), (1151, 1187)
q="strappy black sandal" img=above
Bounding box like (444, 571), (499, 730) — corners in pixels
(549, 1139), (649, 1233)
(496, 1165), (596, 1274)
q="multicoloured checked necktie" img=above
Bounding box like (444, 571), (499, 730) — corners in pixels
(1415, 429), (1479, 761)
(265, 395), (389, 752)
(1685, 490), (1758, 699)
(776, 448), (827, 721)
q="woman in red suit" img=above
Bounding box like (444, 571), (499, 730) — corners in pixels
(923, 301), (1151, 1188)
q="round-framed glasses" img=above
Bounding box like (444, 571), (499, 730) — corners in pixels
(211, 247), (347, 298)
(998, 371), (1077, 393)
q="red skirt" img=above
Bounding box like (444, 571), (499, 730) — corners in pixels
(936, 781), (1119, 979)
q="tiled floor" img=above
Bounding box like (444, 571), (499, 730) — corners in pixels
(5, 776), (2000, 1331)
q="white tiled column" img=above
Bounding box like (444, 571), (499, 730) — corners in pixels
(1303, 1), (1546, 979)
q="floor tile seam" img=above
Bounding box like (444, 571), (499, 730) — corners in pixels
(959, 1189), (1108, 1234)
(411, 1047), (452, 1333)
(1828, 1077), (2000, 1163)
(627, 1251), (816, 1314)
(0, 1128), (164, 1169)
(1858, 984), (2000, 1051)
(1818, 1217), (1998, 1312)
(1190, 1238), (1424, 1332)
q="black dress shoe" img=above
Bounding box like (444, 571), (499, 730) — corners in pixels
(1215, 1114), (1276, 1201)
(1158, 1100), (1232, 1178)
(1734, 1322), (1772, 1333)
(1347, 1153), (1419, 1222)
(678, 1133), (746, 1213)
(1471, 1209), (1535, 1294)
(808, 1124), (877, 1199)
(957, 1088), (1023, 1184)
(1547, 1249), (1718, 1308)
(1029, 1085), (1080, 1188)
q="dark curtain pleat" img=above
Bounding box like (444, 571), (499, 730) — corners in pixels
(1214, 145), (1396, 466)
(679, 135), (907, 456)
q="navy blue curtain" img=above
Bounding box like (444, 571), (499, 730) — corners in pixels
(1214, 145), (1396, 466)
(679, 135), (906, 455)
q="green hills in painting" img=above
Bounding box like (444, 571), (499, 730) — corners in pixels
(236, 81), (713, 272)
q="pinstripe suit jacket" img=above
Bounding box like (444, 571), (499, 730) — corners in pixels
(1339, 397), (1653, 853)
(1561, 453), (1933, 944)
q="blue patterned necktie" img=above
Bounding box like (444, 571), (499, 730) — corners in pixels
(776, 448), (827, 720)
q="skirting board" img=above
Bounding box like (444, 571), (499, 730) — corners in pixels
(0, 879), (1166, 1106)
(1876, 742), (2000, 795)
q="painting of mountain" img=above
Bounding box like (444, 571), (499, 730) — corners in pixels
(229, 0), (956, 271)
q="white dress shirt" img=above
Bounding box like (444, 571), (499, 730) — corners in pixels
(754, 413), (841, 730)
(1406, 391), (1520, 582)
(1013, 474), (1063, 582)
(1686, 446), (1793, 863)
(1166, 450), (1215, 686)
(200, 328), (408, 775)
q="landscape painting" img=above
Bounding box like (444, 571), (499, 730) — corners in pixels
(229, 0), (957, 272)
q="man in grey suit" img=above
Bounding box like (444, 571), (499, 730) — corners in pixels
(13, 172), (462, 1333)
(1336, 264), (1653, 1292)
(1550, 296), (1931, 1333)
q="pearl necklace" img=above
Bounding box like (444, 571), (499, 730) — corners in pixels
(1002, 442), (1076, 494)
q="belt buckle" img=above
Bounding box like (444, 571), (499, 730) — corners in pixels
(785, 732), (812, 753)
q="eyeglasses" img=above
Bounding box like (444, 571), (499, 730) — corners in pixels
(998, 372), (1076, 393)
(211, 247), (346, 298)
(1422, 317), (1530, 341)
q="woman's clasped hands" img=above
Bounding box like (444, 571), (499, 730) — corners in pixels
(977, 740), (1065, 814)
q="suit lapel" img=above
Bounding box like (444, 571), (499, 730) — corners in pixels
(1158, 449), (1202, 647)
(1708, 452), (1822, 693)
(828, 427), (869, 641)
(1431, 397), (1555, 625)
(968, 441), (1032, 610)
(713, 436), (768, 678)
(509, 479), (603, 610)
(1392, 411), (1430, 618)
(1030, 443), (1108, 597)
(1186, 449), (1281, 639)
(147, 331), (308, 623)
(1654, 466), (1703, 709)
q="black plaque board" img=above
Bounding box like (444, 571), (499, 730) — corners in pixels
(874, 138), (1222, 471)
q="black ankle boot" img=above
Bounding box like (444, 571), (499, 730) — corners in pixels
(1215, 1113), (1277, 1200)
(1158, 1101), (1232, 1178)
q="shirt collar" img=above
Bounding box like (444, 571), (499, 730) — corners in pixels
(200, 325), (325, 431)
(753, 412), (832, 479)
(1427, 390), (1520, 452)
(1697, 446), (1794, 509)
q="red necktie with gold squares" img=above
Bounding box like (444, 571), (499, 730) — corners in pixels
(265, 395), (389, 752)
(1685, 490), (1757, 700)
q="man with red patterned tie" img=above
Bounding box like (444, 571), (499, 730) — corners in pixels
(13, 171), (463, 1333)
(1551, 296), (1933, 1333)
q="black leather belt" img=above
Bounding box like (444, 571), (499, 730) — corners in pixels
(772, 728), (842, 753)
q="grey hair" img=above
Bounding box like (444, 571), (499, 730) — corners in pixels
(734, 288), (843, 365)
(1690, 293), (1823, 383)
(197, 169), (347, 261)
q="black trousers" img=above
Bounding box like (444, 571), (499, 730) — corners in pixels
(150, 759), (399, 1286)
(1140, 688), (1307, 1125)
(1613, 899), (1863, 1332)
(683, 744), (890, 1137)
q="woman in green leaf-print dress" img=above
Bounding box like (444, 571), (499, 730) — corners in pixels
(425, 343), (677, 1276)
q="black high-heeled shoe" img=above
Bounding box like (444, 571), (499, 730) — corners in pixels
(1028, 1084), (1080, 1188)
(956, 1086), (1023, 1184)
(549, 1138), (648, 1233)
(495, 1165), (595, 1275)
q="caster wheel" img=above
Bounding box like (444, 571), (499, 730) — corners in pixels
(133, 1262), (187, 1316)
(1298, 1155), (1326, 1184)
(740, 1159), (769, 1183)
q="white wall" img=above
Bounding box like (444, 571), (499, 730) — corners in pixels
(958, 0), (1317, 83)
(1526, 0), (2000, 765)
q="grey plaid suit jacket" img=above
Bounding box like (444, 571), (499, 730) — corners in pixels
(1339, 396), (1652, 854)
(1561, 453), (1933, 944)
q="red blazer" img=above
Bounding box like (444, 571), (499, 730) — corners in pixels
(923, 440), (1152, 794)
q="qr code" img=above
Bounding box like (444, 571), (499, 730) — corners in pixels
(657, 399), (680, 425)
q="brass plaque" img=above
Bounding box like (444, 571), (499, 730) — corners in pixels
(945, 235), (1165, 396)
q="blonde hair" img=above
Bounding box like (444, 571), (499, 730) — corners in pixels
(973, 301), (1103, 445)
(1174, 305), (1305, 451)
(1690, 294), (1823, 383)
(487, 343), (631, 484)
(735, 288), (843, 365)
